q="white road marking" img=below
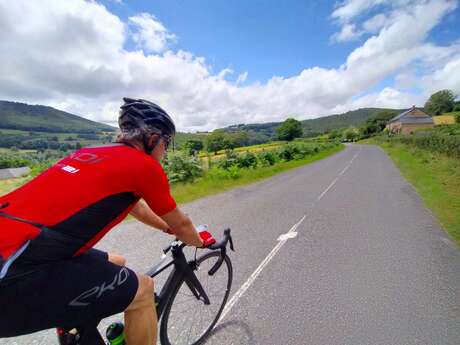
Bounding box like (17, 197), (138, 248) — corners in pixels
(316, 176), (339, 201)
(277, 232), (298, 241)
(317, 149), (361, 201)
(219, 147), (361, 322)
(219, 215), (305, 322)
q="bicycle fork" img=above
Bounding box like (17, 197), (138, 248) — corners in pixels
(172, 245), (211, 305)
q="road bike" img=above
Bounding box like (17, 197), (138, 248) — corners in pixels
(57, 229), (234, 345)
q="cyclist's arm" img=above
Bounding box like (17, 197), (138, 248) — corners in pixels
(161, 208), (203, 247)
(130, 200), (170, 232)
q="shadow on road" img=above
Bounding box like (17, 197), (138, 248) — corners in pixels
(203, 319), (255, 345)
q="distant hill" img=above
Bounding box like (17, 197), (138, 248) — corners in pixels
(0, 100), (115, 133)
(223, 108), (400, 139)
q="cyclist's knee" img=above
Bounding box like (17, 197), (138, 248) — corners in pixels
(108, 252), (126, 266)
(127, 274), (154, 311)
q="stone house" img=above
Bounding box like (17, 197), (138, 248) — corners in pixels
(386, 106), (434, 135)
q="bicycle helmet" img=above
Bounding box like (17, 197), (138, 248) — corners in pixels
(119, 97), (176, 136)
(118, 97), (176, 154)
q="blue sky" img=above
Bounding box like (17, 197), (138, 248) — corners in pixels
(0, 0), (459, 131)
(103, 0), (459, 84)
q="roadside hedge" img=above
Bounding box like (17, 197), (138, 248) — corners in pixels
(215, 142), (338, 171)
(376, 124), (460, 159)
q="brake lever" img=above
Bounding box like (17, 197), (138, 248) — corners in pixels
(223, 228), (235, 252)
(228, 234), (235, 252)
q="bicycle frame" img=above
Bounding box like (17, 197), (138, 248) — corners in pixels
(147, 240), (211, 319)
(58, 228), (233, 345)
(57, 242), (211, 345)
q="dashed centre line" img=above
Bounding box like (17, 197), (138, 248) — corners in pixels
(218, 148), (360, 322)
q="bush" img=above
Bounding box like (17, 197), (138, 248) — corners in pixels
(0, 155), (30, 169)
(382, 124), (460, 159)
(217, 150), (239, 170)
(277, 144), (300, 161)
(258, 151), (278, 166)
(236, 152), (258, 169)
(455, 112), (460, 124)
(206, 166), (241, 180)
(163, 152), (203, 183)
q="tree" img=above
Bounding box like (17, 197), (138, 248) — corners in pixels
(453, 101), (460, 112)
(183, 139), (204, 155)
(205, 130), (233, 154)
(328, 130), (342, 140)
(343, 126), (360, 142)
(424, 89), (457, 115)
(359, 109), (398, 138)
(276, 118), (303, 141)
(229, 130), (250, 148)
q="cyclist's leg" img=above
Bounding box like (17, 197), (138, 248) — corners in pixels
(0, 249), (138, 337)
(124, 274), (157, 345)
(88, 248), (126, 266)
(107, 252), (126, 266)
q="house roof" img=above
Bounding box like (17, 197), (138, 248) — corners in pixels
(389, 107), (433, 124)
(399, 117), (434, 124)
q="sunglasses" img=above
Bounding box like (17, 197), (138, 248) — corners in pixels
(161, 135), (173, 150)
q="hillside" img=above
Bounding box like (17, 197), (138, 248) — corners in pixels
(224, 108), (399, 139)
(0, 100), (115, 133)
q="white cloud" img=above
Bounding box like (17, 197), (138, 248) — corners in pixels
(0, 0), (458, 131)
(422, 56), (460, 95)
(236, 72), (248, 84)
(331, 23), (362, 42)
(129, 13), (176, 53)
(345, 87), (422, 110)
(331, 0), (389, 23)
(362, 13), (388, 33)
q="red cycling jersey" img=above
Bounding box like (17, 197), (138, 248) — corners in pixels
(0, 144), (176, 266)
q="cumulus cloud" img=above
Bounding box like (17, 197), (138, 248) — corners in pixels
(129, 13), (176, 53)
(345, 87), (422, 110)
(362, 13), (388, 33)
(331, 23), (362, 42)
(0, 0), (458, 131)
(331, 0), (389, 24)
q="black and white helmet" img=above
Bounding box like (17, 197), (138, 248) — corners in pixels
(118, 97), (176, 137)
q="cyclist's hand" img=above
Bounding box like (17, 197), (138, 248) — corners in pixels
(197, 224), (216, 248)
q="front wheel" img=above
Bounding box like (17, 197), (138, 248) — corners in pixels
(159, 251), (233, 345)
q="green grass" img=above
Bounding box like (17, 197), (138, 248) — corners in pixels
(364, 140), (460, 246)
(171, 144), (345, 204)
(0, 176), (30, 196)
(441, 111), (460, 117)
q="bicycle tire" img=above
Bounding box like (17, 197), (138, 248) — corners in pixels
(159, 251), (233, 345)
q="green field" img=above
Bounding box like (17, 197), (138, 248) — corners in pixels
(198, 141), (286, 163)
(172, 144), (345, 204)
(362, 139), (460, 246)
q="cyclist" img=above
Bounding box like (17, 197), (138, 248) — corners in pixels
(0, 98), (216, 344)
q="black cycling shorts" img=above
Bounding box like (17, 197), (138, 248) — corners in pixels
(0, 248), (139, 337)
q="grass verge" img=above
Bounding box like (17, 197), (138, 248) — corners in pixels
(364, 140), (460, 246)
(171, 144), (345, 204)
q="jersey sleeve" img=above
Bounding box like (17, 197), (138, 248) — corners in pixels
(135, 158), (177, 216)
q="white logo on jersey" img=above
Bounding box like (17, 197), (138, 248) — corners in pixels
(62, 165), (80, 174)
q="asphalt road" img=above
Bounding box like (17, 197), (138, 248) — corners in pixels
(2, 144), (459, 345)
